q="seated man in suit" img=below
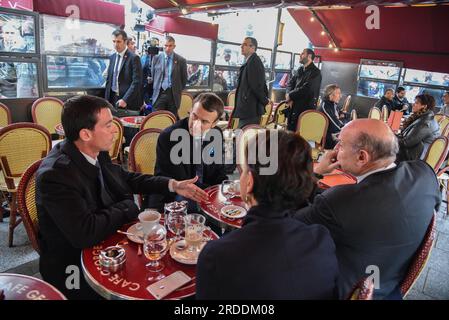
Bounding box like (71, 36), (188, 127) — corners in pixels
(105, 29), (142, 117)
(36, 95), (208, 300)
(148, 92), (228, 212)
(295, 119), (440, 299)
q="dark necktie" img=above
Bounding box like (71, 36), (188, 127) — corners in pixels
(96, 161), (114, 207)
(111, 54), (120, 93)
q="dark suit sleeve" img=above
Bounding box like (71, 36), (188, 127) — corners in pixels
(286, 71), (298, 93)
(246, 57), (269, 105)
(294, 194), (342, 242)
(196, 244), (220, 299)
(122, 55), (143, 106)
(288, 69), (321, 101)
(37, 170), (141, 249)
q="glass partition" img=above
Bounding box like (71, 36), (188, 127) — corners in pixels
(0, 10), (37, 54)
(169, 33), (212, 63)
(0, 59), (38, 98)
(187, 63), (210, 87)
(213, 68), (238, 91)
(215, 42), (243, 66)
(275, 51), (292, 70)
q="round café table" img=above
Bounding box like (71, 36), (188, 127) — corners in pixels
(81, 222), (218, 300)
(120, 116), (145, 129)
(199, 185), (247, 230)
(0, 273), (66, 300)
(55, 123), (65, 136)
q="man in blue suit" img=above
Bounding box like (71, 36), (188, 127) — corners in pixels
(151, 36), (187, 118)
(105, 29), (142, 117)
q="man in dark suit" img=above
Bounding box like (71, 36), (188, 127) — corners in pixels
(234, 37), (270, 128)
(35, 95), (208, 300)
(286, 48), (322, 131)
(148, 93), (228, 212)
(105, 29), (142, 117)
(151, 36), (187, 117)
(295, 119), (440, 299)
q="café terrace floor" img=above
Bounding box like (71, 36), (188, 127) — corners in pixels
(1, 200), (449, 300)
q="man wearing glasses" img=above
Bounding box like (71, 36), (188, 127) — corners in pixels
(233, 37), (271, 128)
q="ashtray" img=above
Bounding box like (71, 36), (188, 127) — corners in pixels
(99, 246), (126, 272)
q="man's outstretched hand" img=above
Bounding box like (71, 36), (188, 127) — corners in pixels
(172, 176), (209, 203)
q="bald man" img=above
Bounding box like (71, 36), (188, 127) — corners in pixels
(295, 119), (440, 299)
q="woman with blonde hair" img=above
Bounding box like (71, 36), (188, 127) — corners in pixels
(319, 84), (345, 149)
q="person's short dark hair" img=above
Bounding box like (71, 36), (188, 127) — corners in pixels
(384, 88), (394, 95)
(112, 29), (127, 40)
(244, 130), (316, 212)
(396, 86), (405, 93)
(165, 35), (175, 44)
(193, 92), (224, 121)
(415, 93), (436, 111)
(62, 95), (112, 142)
(305, 48), (316, 61)
(245, 37), (258, 50)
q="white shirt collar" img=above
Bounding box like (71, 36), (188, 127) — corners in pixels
(117, 47), (127, 57)
(80, 151), (98, 166)
(356, 163), (396, 183)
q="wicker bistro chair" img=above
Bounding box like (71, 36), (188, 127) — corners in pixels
(17, 159), (43, 254)
(438, 116), (449, 135)
(259, 103), (273, 127)
(434, 114), (445, 124)
(381, 105), (389, 122)
(350, 109), (358, 121)
(0, 102), (12, 127)
(178, 92), (194, 120)
(109, 117), (124, 163)
(140, 110), (176, 131)
(227, 90), (236, 107)
(348, 277), (374, 300)
(296, 110), (329, 161)
(31, 97), (64, 136)
(128, 128), (162, 176)
(423, 136), (449, 173)
(267, 101), (289, 129)
(400, 213), (436, 298)
(0, 123), (51, 247)
(368, 107), (382, 120)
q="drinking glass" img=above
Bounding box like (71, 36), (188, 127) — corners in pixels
(166, 211), (186, 242)
(184, 214), (206, 253)
(143, 224), (168, 281)
(221, 180), (235, 205)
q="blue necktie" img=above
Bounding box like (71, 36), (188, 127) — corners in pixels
(111, 54), (120, 93)
(162, 56), (170, 90)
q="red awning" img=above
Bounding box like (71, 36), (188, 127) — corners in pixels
(145, 15), (218, 40)
(288, 6), (449, 73)
(33, 0), (124, 26)
(0, 0), (33, 11)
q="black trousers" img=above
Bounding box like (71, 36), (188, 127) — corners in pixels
(153, 88), (178, 118)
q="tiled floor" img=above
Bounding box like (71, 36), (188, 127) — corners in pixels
(1, 196), (448, 299)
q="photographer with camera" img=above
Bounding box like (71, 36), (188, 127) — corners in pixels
(141, 37), (160, 113)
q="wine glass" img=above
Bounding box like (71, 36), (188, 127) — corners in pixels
(143, 225), (168, 281)
(184, 214), (206, 254)
(166, 211), (186, 243)
(221, 180), (235, 205)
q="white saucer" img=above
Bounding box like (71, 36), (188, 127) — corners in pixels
(126, 223), (144, 244)
(169, 240), (206, 265)
(220, 205), (247, 219)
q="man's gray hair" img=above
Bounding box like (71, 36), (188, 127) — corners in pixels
(166, 35), (175, 43)
(352, 131), (399, 161)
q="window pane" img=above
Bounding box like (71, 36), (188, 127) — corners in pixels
(278, 9), (311, 53)
(42, 15), (116, 55)
(169, 34), (211, 62)
(187, 63), (209, 87)
(273, 72), (290, 89)
(275, 51), (292, 70)
(257, 48), (272, 69)
(0, 12), (36, 53)
(357, 80), (396, 99)
(404, 86), (446, 107)
(216, 43), (243, 66)
(46, 56), (110, 89)
(404, 69), (449, 87)
(0, 61), (38, 98)
(213, 69), (238, 91)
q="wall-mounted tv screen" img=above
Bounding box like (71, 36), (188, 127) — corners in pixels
(357, 79), (396, 99)
(358, 59), (402, 82)
(404, 69), (449, 87)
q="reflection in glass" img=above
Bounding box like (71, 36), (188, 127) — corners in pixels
(357, 80), (396, 99)
(273, 72), (290, 89)
(0, 61), (38, 98)
(213, 69), (238, 91)
(257, 48), (272, 69)
(275, 52), (292, 70)
(42, 15), (115, 55)
(404, 69), (449, 87)
(0, 12), (35, 53)
(46, 56), (109, 89)
(404, 86), (446, 107)
(187, 64), (209, 87)
(216, 43), (244, 66)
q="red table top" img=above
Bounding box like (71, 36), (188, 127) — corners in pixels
(55, 123), (64, 136)
(0, 273), (66, 300)
(199, 185), (247, 229)
(81, 222), (218, 300)
(120, 116), (145, 128)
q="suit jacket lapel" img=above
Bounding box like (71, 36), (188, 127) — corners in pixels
(118, 52), (128, 75)
(60, 140), (98, 180)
